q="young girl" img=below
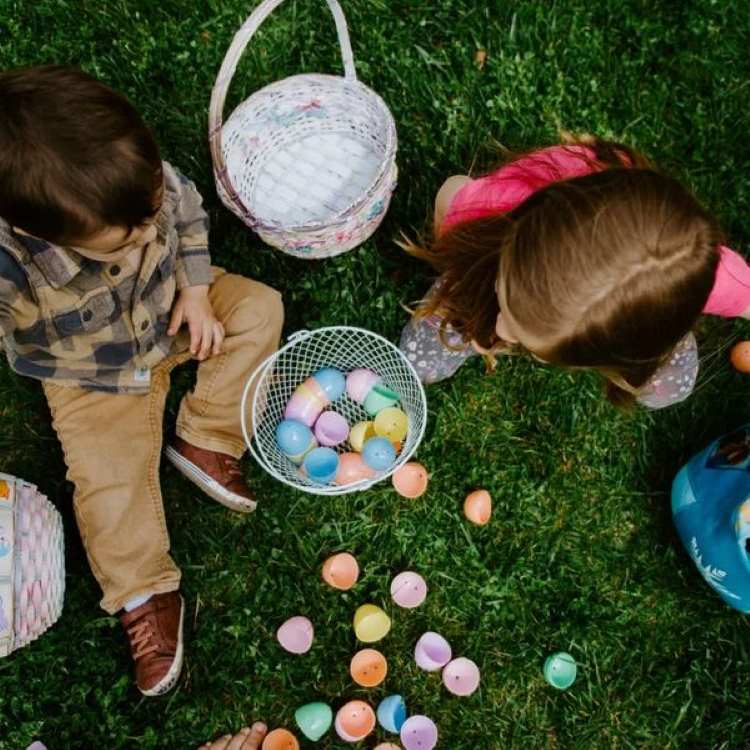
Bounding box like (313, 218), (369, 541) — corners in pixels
(400, 137), (750, 408)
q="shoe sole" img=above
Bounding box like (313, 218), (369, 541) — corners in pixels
(164, 446), (257, 514)
(140, 595), (184, 697)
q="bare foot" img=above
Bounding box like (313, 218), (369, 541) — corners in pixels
(198, 723), (268, 750)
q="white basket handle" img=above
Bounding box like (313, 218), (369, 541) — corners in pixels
(209, 0), (357, 224)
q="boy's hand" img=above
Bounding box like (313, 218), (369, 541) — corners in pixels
(198, 724), (267, 750)
(167, 285), (224, 360)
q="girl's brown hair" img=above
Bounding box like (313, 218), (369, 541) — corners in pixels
(0, 65), (162, 244)
(406, 138), (723, 406)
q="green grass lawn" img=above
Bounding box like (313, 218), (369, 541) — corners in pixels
(2, 0), (750, 747)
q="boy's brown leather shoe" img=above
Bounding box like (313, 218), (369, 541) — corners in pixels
(120, 592), (184, 696)
(165, 436), (257, 513)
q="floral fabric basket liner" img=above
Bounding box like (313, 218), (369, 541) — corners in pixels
(0, 473), (65, 657)
(209, 0), (398, 259)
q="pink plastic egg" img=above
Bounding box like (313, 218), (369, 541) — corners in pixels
(392, 462), (428, 498)
(464, 490), (492, 525)
(314, 411), (350, 447)
(276, 616), (314, 654)
(284, 378), (330, 427)
(390, 571), (428, 608)
(374, 745), (402, 750)
(346, 368), (381, 403)
(335, 701), (376, 742)
(335, 452), (375, 486)
(443, 657), (481, 696)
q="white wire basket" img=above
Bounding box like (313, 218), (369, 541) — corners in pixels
(209, 0), (398, 259)
(0, 474), (65, 657)
(241, 327), (427, 495)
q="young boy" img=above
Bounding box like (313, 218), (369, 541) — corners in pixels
(0, 66), (284, 695)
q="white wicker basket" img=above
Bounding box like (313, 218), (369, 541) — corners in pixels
(241, 327), (427, 495)
(0, 474), (65, 657)
(209, 0), (398, 259)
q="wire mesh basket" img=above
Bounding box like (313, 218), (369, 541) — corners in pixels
(209, 0), (398, 259)
(241, 327), (427, 495)
(0, 474), (65, 657)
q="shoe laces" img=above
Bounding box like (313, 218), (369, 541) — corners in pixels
(127, 618), (159, 660)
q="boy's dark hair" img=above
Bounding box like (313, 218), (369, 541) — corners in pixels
(0, 65), (162, 244)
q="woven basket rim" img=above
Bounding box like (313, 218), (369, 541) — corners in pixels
(219, 73), (398, 234)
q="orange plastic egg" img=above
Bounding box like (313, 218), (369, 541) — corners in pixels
(262, 728), (300, 750)
(321, 552), (360, 591)
(464, 489), (492, 525)
(350, 648), (388, 687)
(336, 452), (376, 486)
(391, 462), (428, 498)
(335, 700), (376, 742)
(731, 341), (750, 373)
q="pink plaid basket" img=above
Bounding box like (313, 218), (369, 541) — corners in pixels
(0, 474), (65, 656)
(209, 0), (398, 259)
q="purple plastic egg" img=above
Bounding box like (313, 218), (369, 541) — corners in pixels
(346, 368), (381, 404)
(400, 715), (438, 750)
(390, 571), (428, 609)
(314, 411), (350, 447)
(276, 616), (314, 654)
(443, 657), (481, 696)
(414, 631), (452, 671)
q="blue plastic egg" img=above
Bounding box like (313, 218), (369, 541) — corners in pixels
(312, 367), (346, 401)
(377, 695), (407, 734)
(276, 419), (316, 460)
(303, 447), (340, 484)
(362, 437), (397, 472)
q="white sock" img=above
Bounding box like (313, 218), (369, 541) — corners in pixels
(123, 593), (153, 612)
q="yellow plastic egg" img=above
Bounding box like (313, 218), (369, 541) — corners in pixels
(374, 407), (408, 444)
(464, 489), (492, 526)
(321, 552), (360, 591)
(349, 421), (376, 452)
(353, 604), (391, 643)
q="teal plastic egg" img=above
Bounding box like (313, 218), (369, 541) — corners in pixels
(295, 702), (333, 742)
(363, 384), (400, 416)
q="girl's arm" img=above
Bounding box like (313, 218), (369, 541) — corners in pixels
(703, 246), (750, 319)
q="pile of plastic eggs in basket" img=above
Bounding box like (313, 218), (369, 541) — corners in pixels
(275, 367), (410, 486)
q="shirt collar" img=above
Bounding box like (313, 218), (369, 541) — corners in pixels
(16, 233), (85, 289)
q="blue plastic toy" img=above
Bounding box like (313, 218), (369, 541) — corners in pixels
(312, 367), (346, 401)
(672, 425), (750, 612)
(377, 695), (407, 734)
(362, 437), (396, 472)
(276, 419), (317, 464)
(303, 446), (340, 484)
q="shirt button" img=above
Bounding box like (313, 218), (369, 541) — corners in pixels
(141, 320), (149, 331)
(110, 265), (121, 276)
(82, 310), (93, 322)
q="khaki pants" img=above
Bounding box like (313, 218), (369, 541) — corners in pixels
(43, 271), (283, 614)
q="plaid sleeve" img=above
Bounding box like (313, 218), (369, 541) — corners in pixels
(168, 164), (213, 290)
(0, 248), (27, 340)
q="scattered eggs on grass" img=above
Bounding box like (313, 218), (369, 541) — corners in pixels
(391, 462), (428, 498)
(464, 489), (492, 525)
(321, 552), (360, 590)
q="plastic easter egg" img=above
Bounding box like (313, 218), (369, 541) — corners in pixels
(349, 421), (376, 452)
(392, 462), (428, 498)
(334, 701), (376, 742)
(312, 367), (346, 401)
(350, 648), (388, 687)
(443, 657), (481, 696)
(321, 552), (360, 590)
(303, 447), (339, 484)
(295, 702), (333, 742)
(346, 368), (382, 403)
(285, 377), (330, 426)
(262, 728), (300, 750)
(335, 452), (376, 486)
(276, 419), (317, 463)
(377, 695), (407, 734)
(354, 604), (392, 642)
(390, 571), (428, 609)
(374, 407), (409, 443)
(314, 410), (350, 447)
(364, 383), (400, 416)
(544, 651), (577, 690)
(464, 489), (492, 526)
(362, 437), (397, 472)
(414, 631), (452, 671)
(400, 715), (438, 750)
(731, 341), (750, 373)
(276, 616), (314, 654)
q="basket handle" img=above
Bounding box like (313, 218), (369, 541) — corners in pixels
(208, 0), (357, 223)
